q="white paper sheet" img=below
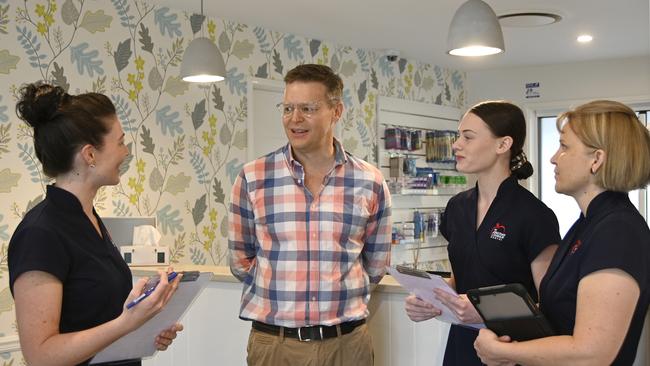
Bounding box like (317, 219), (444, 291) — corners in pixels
(90, 272), (212, 364)
(387, 266), (483, 329)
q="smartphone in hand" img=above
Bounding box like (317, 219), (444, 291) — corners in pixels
(126, 272), (178, 309)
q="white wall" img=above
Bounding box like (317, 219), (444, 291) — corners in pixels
(466, 56), (650, 195)
(467, 56), (650, 105)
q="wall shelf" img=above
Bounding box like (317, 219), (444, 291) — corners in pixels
(377, 96), (461, 271)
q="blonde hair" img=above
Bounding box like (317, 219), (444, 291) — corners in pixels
(557, 100), (650, 192)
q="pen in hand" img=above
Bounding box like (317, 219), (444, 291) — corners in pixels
(127, 271), (178, 309)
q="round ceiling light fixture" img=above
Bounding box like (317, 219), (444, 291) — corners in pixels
(447, 0), (505, 57)
(497, 12), (562, 27)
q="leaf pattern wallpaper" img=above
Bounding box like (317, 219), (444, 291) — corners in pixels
(0, 0), (465, 360)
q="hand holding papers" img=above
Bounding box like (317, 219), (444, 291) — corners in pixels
(90, 271), (211, 364)
(388, 265), (484, 329)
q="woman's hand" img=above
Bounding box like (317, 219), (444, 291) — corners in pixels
(404, 294), (442, 322)
(434, 289), (482, 324)
(474, 328), (515, 366)
(120, 269), (182, 332)
(155, 323), (184, 351)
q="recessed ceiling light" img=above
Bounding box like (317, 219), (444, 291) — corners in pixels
(577, 34), (593, 43)
(497, 12), (562, 27)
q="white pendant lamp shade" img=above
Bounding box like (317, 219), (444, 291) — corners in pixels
(447, 0), (505, 57)
(180, 37), (226, 82)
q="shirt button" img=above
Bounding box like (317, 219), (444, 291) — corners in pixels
(312, 233), (317, 238)
(297, 179), (302, 184)
(312, 296), (316, 301)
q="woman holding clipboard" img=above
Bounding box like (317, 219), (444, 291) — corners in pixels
(474, 101), (650, 365)
(9, 83), (183, 366)
(404, 101), (561, 365)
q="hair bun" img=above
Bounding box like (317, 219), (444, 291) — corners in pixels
(513, 161), (534, 180)
(16, 82), (69, 129)
(510, 150), (534, 180)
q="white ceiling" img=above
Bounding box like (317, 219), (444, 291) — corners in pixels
(159, 0), (650, 71)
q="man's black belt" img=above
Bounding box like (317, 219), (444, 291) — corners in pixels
(252, 319), (366, 342)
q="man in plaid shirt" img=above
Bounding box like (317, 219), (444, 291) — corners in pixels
(229, 64), (392, 365)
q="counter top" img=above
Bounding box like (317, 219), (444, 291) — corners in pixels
(129, 265), (407, 294)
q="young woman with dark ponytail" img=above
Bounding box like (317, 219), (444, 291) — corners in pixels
(404, 101), (561, 365)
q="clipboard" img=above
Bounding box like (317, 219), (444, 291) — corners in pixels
(90, 271), (211, 364)
(467, 283), (555, 341)
(387, 265), (483, 329)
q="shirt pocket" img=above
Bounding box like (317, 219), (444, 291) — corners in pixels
(337, 195), (372, 248)
(251, 189), (305, 253)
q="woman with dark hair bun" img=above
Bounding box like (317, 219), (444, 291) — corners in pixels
(404, 100), (561, 365)
(9, 82), (182, 366)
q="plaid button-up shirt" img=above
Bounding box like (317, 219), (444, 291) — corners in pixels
(228, 139), (392, 327)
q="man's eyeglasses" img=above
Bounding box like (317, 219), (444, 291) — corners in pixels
(276, 99), (338, 119)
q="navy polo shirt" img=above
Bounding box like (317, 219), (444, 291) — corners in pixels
(9, 185), (137, 366)
(442, 175), (561, 298)
(540, 191), (650, 365)
(440, 176), (560, 366)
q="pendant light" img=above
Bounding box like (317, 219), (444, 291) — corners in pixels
(180, 0), (226, 82)
(447, 0), (505, 57)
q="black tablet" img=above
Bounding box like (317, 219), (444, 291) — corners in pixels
(467, 283), (555, 341)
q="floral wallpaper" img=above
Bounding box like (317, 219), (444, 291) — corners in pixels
(0, 0), (465, 359)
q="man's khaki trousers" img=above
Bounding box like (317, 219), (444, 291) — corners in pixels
(246, 323), (374, 366)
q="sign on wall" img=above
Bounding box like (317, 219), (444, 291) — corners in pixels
(525, 82), (541, 99)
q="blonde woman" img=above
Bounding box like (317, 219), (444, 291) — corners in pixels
(475, 100), (650, 365)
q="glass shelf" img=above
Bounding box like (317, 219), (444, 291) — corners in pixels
(394, 243), (448, 250)
(393, 236), (448, 249)
(391, 187), (466, 196)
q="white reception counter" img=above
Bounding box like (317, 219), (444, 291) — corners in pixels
(132, 265), (449, 366)
(132, 265), (648, 366)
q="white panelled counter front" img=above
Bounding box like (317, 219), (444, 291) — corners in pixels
(1, 264), (646, 364)
(127, 265), (650, 366)
(132, 265), (450, 366)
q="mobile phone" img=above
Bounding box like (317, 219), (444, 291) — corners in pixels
(126, 271), (178, 309)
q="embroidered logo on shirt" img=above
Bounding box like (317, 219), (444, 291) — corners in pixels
(490, 223), (507, 241)
(569, 239), (582, 255)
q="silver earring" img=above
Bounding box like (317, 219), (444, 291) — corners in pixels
(90, 164), (96, 168)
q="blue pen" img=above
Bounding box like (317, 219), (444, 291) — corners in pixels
(126, 271), (178, 309)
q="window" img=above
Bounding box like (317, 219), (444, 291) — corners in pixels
(538, 116), (580, 236)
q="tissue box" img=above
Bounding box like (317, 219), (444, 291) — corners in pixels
(120, 245), (169, 265)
